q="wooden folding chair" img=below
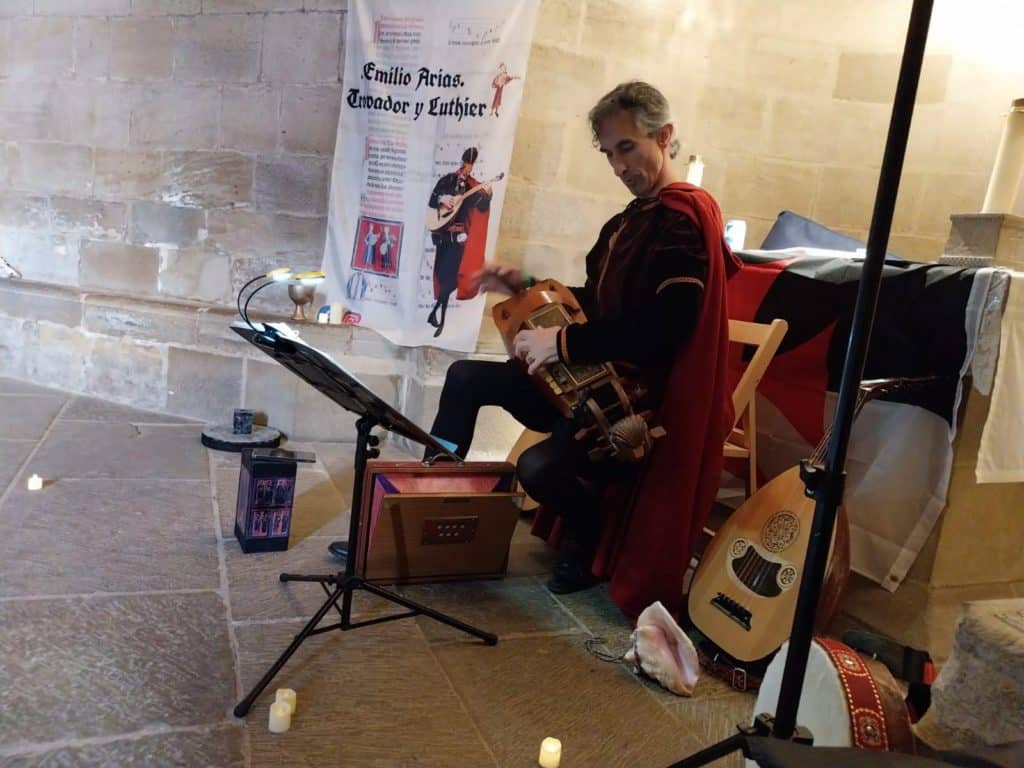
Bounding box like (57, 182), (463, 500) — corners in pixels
(723, 318), (788, 498)
(695, 318), (789, 565)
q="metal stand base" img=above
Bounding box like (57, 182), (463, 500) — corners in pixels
(667, 715), (812, 768)
(201, 424), (281, 452)
(233, 570), (496, 717)
(233, 415), (496, 717)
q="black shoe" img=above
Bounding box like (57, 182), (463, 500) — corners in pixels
(433, 324), (443, 337)
(545, 524), (599, 594)
(427, 311), (439, 327)
(327, 540), (348, 563)
(545, 562), (598, 594)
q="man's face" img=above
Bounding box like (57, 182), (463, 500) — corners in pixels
(458, 162), (473, 179)
(597, 109), (667, 198)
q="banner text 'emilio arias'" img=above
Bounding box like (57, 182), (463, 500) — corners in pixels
(346, 62), (488, 121)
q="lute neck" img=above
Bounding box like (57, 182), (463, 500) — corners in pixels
(807, 380), (903, 465)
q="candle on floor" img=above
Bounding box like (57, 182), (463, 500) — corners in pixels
(275, 688), (297, 715)
(27, 474), (43, 491)
(538, 737), (561, 768)
(268, 700), (291, 733)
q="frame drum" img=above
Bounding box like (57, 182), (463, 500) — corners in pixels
(746, 637), (915, 765)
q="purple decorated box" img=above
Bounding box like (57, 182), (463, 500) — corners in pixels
(235, 448), (314, 553)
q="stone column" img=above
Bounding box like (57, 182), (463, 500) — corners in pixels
(943, 213), (1024, 269)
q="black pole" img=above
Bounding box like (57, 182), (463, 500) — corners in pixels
(666, 1), (935, 763)
(771, 0), (935, 740)
(340, 416), (378, 627)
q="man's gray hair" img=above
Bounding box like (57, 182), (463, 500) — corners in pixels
(588, 80), (681, 159)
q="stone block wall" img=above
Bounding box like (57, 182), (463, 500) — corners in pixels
(0, 277), (510, 449)
(2, 0), (1024, 447)
(514, 0), (1023, 264)
(0, 1), (340, 316)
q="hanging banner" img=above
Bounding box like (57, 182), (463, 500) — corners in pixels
(321, 0), (539, 352)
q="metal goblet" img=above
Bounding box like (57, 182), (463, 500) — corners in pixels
(287, 282), (317, 322)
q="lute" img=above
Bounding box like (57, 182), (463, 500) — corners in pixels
(425, 173), (504, 232)
(687, 377), (933, 665)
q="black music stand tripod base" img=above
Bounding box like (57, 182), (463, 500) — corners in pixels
(232, 417), (497, 719)
(233, 570), (497, 717)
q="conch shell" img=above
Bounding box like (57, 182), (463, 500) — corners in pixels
(623, 601), (700, 696)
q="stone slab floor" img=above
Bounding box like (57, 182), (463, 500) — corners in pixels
(0, 378), (753, 768)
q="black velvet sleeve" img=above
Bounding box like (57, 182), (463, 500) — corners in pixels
(565, 213), (624, 320)
(559, 213), (709, 367)
(560, 284), (703, 366)
(428, 174), (453, 210)
(567, 284), (597, 318)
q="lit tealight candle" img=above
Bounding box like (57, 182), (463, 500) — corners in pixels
(268, 700), (291, 733)
(275, 688), (297, 715)
(538, 737), (561, 768)
(27, 474), (43, 491)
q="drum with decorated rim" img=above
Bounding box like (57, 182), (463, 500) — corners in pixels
(745, 637), (916, 766)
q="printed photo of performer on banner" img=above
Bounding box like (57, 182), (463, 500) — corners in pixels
(425, 147), (492, 337)
(490, 62), (520, 117)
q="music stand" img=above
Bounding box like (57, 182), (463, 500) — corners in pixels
(230, 322), (497, 717)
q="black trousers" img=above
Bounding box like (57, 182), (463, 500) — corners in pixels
(432, 238), (463, 301)
(428, 359), (608, 531)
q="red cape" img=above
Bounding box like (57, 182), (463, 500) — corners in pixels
(456, 206), (489, 300)
(534, 182), (741, 620)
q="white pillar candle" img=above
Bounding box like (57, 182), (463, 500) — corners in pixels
(27, 474), (43, 491)
(268, 700), (291, 733)
(330, 301), (344, 324)
(685, 154), (704, 186)
(538, 737), (561, 768)
(275, 688), (297, 715)
(982, 99), (1024, 214)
